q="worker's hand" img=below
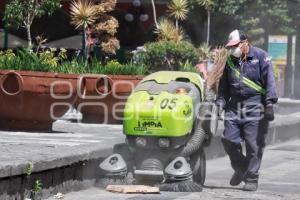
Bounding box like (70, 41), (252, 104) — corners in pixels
(264, 104), (275, 121)
(196, 63), (208, 80)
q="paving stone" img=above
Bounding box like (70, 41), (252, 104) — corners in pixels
(45, 140), (300, 200)
(1, 110), (300, 199)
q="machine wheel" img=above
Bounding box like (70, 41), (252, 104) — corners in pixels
(190, 147), (206, 185)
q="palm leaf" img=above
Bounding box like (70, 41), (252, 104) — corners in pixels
(155, 18), (185, 42)
(70, 0), (97, 29)
(196, 0), (214, 9)
(167, 0), (189, 21)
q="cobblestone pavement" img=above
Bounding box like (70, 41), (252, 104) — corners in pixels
(46, 139), (300, 200)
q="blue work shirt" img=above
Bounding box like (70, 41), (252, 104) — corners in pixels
(216, 46), (278, 109)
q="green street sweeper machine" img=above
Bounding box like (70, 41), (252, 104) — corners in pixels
(99, 71), (219, 191)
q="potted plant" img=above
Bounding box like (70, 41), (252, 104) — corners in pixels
(0, 47), (83, 131)
(0, 0), (147, 129)
(0, 0), (83, 131)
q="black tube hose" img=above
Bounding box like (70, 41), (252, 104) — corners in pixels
(179, 88), (217, 157)
(179, 106), (207, 158)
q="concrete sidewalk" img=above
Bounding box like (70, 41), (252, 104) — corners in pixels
(1, 110), (300, 200)
(276, 98), (300, 115)
(0, 121), (126, 200)
(45, 139), (300, 200)
(0, 121), (125, 178)
(1, 111), (300, 179)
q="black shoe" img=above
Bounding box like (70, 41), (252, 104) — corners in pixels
(230, 172), (243, 186)
(243, 182), (258, 191)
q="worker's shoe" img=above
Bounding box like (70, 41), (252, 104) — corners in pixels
(229, 172), (243, 186)
(243, 182), (258, 191)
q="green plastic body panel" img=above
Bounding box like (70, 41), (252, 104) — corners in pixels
(123, 91), (194, 137)
(141, 71), (204, 100)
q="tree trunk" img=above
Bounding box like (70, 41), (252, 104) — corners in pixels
(206, 9), (211, 45)
(294, 29), (300, 99)
(175, 20), (178, 30)
(83, 24), (88, 66)
(284, 34), (293, 97)
(4, 26), (8, 50)
(26, 24), (32, 47)
(151, 0), (158, 27)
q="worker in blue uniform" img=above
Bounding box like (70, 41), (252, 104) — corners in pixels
(216, 30), (278, 191)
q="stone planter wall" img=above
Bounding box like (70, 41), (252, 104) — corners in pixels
(75, 74), (143, 124)
(0, 70), (80, 131)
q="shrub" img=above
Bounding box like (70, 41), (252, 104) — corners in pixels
(181, 60), (198, 73)
(90, 60), (148, 75)
(137, 41), (199, 72)
(0, 49), (148, 75)
(0, 48), (66, 72)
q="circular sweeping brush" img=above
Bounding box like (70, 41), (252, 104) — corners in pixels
(156, 157), (203, 192)
(96, 173), (134, 189)
(97, 154), (134, 188)
(158, 181), (203, 192)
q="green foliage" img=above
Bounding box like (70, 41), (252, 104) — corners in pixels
(240, 17), (265, 46)
(55, 58), (88, 74)
(265, 0), (293, 34)
(0, 49), (148, 75)
(181, 60), (198, 72)
(32, 179), (42, 195)
(239, 0), (292, 34)
(137, 41), (199, 72)
(213, 0), (246, 15)
(197, 43), (211, 62)
(4, 0), (60, 28)
(122, 62), (149, 75)
(193, 0), (293, 48)
(0, 48), (65, 72)
(167, 0), (189, 21)
(212, 0), (292, 35)
(157, 0), (189, 42)
(90, 60), (148, 75)
(155, 18), (185, 42)
(193, 0), (214, 10)
(4, 0), (60, 47)
(3, 0), (23, 28)
(25, 164), (33, 176)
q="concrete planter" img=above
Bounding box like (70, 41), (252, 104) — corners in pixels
(75, 75), (143, 124)
(0, 70), (80, 131)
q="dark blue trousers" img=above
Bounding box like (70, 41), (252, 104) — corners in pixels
(221, 103), (269, 183)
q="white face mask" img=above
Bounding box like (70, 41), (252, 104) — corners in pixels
(230, 47), (242, 58)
